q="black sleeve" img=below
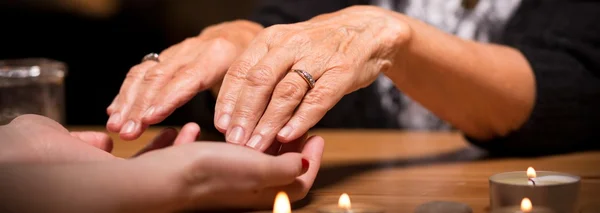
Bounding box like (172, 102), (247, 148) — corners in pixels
(249, 0), (367, 27)
(468, 0), (600, 156)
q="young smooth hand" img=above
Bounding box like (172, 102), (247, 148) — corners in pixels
(0, 114), (324, 212)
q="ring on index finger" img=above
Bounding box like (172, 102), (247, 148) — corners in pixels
(292, 69), (316, 89)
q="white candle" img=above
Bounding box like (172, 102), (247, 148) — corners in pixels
(491, 167), (579, 186)
(527, 175), (579, 186)
(489, 167), (581, 213)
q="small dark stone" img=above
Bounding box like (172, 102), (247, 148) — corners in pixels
(415, 201), (473, 213)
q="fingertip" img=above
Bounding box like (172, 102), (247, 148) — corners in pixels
(94, 132), (114, 152)
(106, 112), (123, 133)
(71, 131), (114, 152)
(106, 123), (120, 133)
(276, 125), (308, 143)
(275, 133), (299, 143)
(268, 152), (306, 183)
(301, 158), (309, 175)
(174, 122), (201, 145)
(118, 124), (146, 141)
(214, 113), (230, 133)
(306, 135), (324, 144)
(302, 135), (324, 163)
(183, 122), (201, 134)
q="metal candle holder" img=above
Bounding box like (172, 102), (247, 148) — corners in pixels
(489, 171), (580, 213)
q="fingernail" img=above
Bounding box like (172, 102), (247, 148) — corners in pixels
(301, 158), (309, 174)
(216, 114), (231, 130)
(122, 120), (137, 134)
(278, 125), (293, 138)
(247, 134), (262, 149)
(143, 106), (156, 118)
(227, 126), (244, 144)
(108, 112), (121, 125)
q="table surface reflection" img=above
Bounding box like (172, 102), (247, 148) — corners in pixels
(72, 127), (600, 213)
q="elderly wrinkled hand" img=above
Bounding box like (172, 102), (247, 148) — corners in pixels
(106, 20), (262, 140)
(214, 6), (409, 151)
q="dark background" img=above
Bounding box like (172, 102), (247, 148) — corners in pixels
(0, 0), (257, 125)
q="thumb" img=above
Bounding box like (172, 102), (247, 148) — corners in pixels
(258, 152), (309, 188)
(70, 131), (113, 152)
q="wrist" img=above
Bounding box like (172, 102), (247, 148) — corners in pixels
(117, 160), (186, 213)
(384, 13), (425, 84)
(355, 7), (413, 79)
(221, 20), (264, 51)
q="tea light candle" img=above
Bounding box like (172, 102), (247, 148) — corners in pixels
(273, 191), (291, 213)
(489, 167), (580, 213)
(491, 198), (555, 213)
(317, 193), (384, 213)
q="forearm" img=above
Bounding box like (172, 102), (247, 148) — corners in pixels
(387, 14), (535, 140)
(0, 162), (179, 213)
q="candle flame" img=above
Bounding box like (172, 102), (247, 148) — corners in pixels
(527, 167), (536, 179)
(273, 191), (291, 213)
(521, 197), (532, 212)
(338, 193), (351, 210)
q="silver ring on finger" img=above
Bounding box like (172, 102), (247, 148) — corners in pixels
(142, 53), (160, 63)
(291, 69), (316, 89)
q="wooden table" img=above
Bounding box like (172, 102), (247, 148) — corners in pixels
(98, 128), (600, 213)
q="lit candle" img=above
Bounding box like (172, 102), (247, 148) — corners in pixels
(317, 193), (384, 213)
(273, 191), (291, 213)
(489, 167), (580, 213)
(492, 167), (579, 186)
(491, 198), (555, 213)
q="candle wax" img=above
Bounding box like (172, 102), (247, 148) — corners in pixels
(491, 173), (578, 186)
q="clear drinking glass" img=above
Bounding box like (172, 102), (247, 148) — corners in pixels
(0, 58), (66, 125)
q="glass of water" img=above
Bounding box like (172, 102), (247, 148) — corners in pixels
(0, 58), (66, 125)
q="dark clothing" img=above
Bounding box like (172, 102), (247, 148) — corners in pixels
(194, 0), (600, 156)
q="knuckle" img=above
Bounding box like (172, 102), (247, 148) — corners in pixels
(131, 102), (151, 116)
(231, 107), (256, 120)
(285, 32), (311, 46)
(335, 26), (352, 38)
(264, 24), (287, 36)
(176, 66), (198, 77)
(327, 55), (353, 73)
(227, 60), (254, 78)
(215, 91), (237, 107)
(246, 65), (276, 87)
(143, 67), (167, 83)
(304, 86), (336, 108)
(262, 24), (293, 45)
(206, 37), (235, 52)
(274, 81), (305, 102)
(126, 65), (146, 79)
(180, 37), (197, 47)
